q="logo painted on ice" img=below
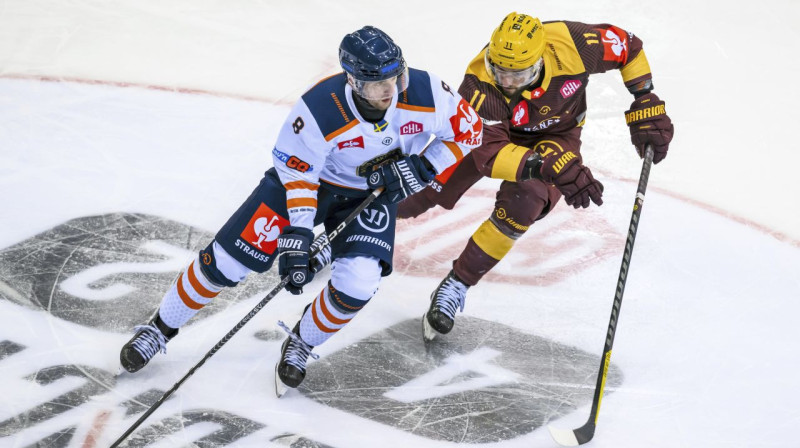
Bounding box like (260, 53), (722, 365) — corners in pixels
(400, 121), (423, 135)
(560, 80), (582, 98)
(338, 136), (365, 150)
(357, 205), (390, 233)
(511, 102), (529, 127)
(240, 203), (289, 254)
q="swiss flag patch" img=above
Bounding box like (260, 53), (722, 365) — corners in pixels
(598, 26), (629, 64)
(338, 136), (364, 150)
(239, 203), (289, 255)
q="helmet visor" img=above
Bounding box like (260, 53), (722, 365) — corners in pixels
(485, 52), (544, 92)
(348, 68), (409, 101)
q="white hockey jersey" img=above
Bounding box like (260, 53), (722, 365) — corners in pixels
(272, 69), (483, 229)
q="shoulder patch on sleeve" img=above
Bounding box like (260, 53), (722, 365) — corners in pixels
(397, 68), (435, 112)
(301, 74), (358, 141)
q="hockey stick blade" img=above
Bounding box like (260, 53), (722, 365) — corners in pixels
(548, 421), (594, 446)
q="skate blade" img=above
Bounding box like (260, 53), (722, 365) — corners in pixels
(421, 313), (439, 343)
(274, 363), (289, 398)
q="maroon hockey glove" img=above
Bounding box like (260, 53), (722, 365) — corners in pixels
(625, 92), (673, 164)
(540, 151), (604, 209)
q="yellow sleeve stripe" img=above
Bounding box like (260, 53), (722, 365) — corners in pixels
(491, 143), (529, 181)
(472, 220), (515, 261)
(621, 50), (652, 83)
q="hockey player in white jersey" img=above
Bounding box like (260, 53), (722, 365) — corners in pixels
(118, 26), (483, 393)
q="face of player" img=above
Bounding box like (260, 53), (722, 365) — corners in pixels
(348, 70), (409, 111)
(361, 78), (397, 110)
(486, 55), (544, 96)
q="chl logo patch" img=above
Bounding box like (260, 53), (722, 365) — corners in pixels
(560, 80), (582, 98)
(400, 121), (423, 135)
(240, 203), (289, 254)
(338, 136), (365, 150)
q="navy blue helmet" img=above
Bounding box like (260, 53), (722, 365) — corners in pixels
(339, 26), (407, 82)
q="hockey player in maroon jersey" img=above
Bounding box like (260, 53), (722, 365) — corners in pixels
(396, 12), (674, 341)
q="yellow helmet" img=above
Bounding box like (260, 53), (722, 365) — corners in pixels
(487, 12), (546, 70)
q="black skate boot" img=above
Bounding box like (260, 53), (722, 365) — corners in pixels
(423, 270), (469, 342)
(119, 314), (178, 373)
(275, 320), (318, 397)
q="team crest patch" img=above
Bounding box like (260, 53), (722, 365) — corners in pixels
(448, 99), (482, 145)
(240, 203), (289, 254)
(511, 102), (529, 127)
(598, 26), (629, 63)
(338, 136), (365, 150)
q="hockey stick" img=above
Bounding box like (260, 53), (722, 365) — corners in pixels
(110, 187), (384, 448)
(548, 144), (655, 446)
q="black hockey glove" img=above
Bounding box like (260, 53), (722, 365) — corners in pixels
(367, 154), (436, 205)
(277, 226), (315, 295)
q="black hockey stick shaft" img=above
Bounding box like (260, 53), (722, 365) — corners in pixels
(549, 145), (654, 446)
(110, 187), (383, 447)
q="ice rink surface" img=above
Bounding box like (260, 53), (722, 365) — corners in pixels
(1, 1), (799, 447)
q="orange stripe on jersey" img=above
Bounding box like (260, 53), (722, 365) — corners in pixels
(311, 301), (337, 333)
(177, 276), (204, 310)
(284, 180), (319, 191)
(324, 119), (360, 141)
(319, 291), (352, 325)
(186, 262), (218, 299)
(287, 197), (317, 208)
(443, 141), (464, 162)
(396, 103), (435, 113)
(311, 73), (339, 88)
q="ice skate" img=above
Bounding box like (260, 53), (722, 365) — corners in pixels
(422, 270), (468, 342)
(119, 315), (178, 373)
(274, 321), (318, 397)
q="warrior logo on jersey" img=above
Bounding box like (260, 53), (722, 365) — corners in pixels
(400, 121), (423, 135)
(599, 26), (629, 63)
(511, 102), (529, 127)
(357, 205), (390, 233)
(338, 136), (365, 150)
(560, 80), (582, 98)
(449, 99), (482, 145)
(240, 203), (289, 254)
